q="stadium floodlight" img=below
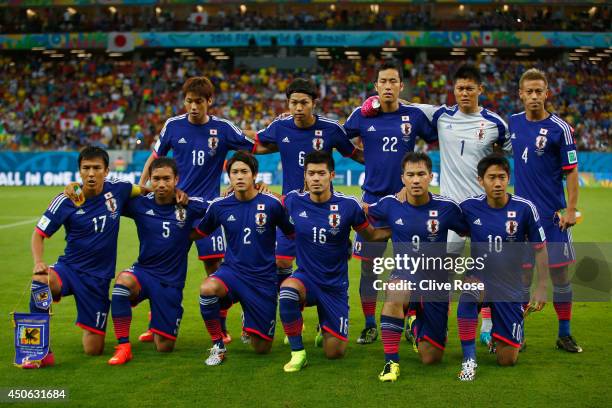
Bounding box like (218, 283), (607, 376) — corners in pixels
(197, 5), (204, 13)
(344, 51), (359, 55)
(50, 54), (64, 58)
(26, 9), (36, 17)
(206, 48), (220, 52)
(70, 49), (84, 54)
(574, 49), (589, 53)
(174, 48), (188, 53)
(32, 47), (45, 51)
(580, 46), (594, 50)
(77, 53), (91, 58)
(382, 48), (398, 52)
(67, 7), (76, 15)
(109, 6), (117, 14)
(453, 48), (467, 52)
(318, 55), (332, 60)
(315, 48), (328, 51)
(568, 57), (580, 61)
(348, 55), (361, 60)
(155, 7), (162, 14)
(451, 52), (466, 56)
(43, 50), (56, 54)
(215, 56), (230, 60)
(520, 49), (535, 52)
(596, 53), (609, 58)
(210, 52), (225, 56)
(240, 4), (247, 14)
(484, 48), (498, 52)
(588, 57), (602, 61)
(517, 18), (522, 23)
(109, 53), (123, 57)
(503, 5), (509, 12)
(515, 52), (529, 57)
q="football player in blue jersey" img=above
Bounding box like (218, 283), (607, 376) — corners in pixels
(344, 61), (437, 345)
(195, 151), (295, 365)
(26, 147), (142, 368)
(137, 76), (256, 343)
(280, 151), (389, 372)
(456, 155), (549, 381)
(509, 68), (581, 353)
(371, 152), (469, 382)
(107, 158), (208, 365)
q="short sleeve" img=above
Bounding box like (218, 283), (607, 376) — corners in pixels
(525, 203), (546, 248)
(331, 125), (357, 157)
(35, 194), (73, 238)
(273, 200), (295, 238)
(558, 123), (578, 170)
(343, 108), (361, 139)
(448, 203), (470, 236)
(366, 197), (389, 222)
(418, 113), (437, 143)
(223, 120), (255, 152)
(122, 197), (137, 219)
(188, 197), (208, 218)
(195, 202), (220, 237)
(351, 200), (369, 232)
(257, 122), (277, 144)
(153, 119), (173, 157)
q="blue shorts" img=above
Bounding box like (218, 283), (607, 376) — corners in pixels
(488, 302), (524, 348)
(212, 266), (277, 340)
(353, 192), (389, 261)
(195, 226), (226, 261)
(275, 227), (295, 260)
(291, 271), (349, 341)
(125, 268), (183, 340)
(50, 262), (111, 335)
(411, 297), (449, 350)
(523, 220), (576, 269)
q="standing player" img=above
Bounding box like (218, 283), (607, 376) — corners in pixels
(457, 155), (548, 381)
(107, 158), (207, 365)
(369, 152), (469, 382)
(345, 61), (437, 344)
(509, 68), (581, 352)
(195, 152), (294, 365)
(26, 147), (138, 368)
(251, 78), (362, 288)
(279, 151), (388, 372)
(362, 64), (511, 346)
(138, 76), (256, 342)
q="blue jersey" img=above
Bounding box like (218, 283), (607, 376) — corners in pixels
(196, 193), (294, 284)
(284, 190), (368, 290)
(344, 103), (436, 197)
(153, 114), (255, 200)
(124, 195), (207, 288)
(35, 179), (133, 279)
(509, 112), (578, 222)
(257, 115), (357, 194)
(368, 193), (469, 252)
(460, 194), (546, 299)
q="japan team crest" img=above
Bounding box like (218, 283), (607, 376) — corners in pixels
(505, 220), (518, 236)
(313, 137), (324, 151)
(329, 213), (341, 235)
(535, 135), (547, 155)
(104, 192), (118, 217)
(255, 212), (267, 233)
(208, 136), (219, 151)
(175, 205), (186, 227)
(426, 219), (439, 235)
(401, 123), (412, 138)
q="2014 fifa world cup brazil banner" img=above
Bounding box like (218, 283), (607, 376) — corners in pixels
(13, 313), (51, 368)
(0, 31), (610, 50)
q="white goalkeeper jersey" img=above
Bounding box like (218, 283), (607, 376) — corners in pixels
(411, 103), (511, 202)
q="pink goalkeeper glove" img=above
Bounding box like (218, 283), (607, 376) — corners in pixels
(361, 95), (381, 117)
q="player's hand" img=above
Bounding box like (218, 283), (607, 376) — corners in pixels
(362, 203), (370, 215)
(64, 182), (85, 206)
(395, 187), (409, 203)
(525, 284), (547, 316)
(255, 182), (271, 194)
(361, 96), (381, 117)
(275, 112), (291, 121)
(559, 208), (577, 231)
(175, 189), (189, 206)
(33, 262), (48, 275)
(221, 186), (234, 197)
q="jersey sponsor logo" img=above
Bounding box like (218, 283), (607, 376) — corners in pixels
(210, 129), (217, 135)
(227, 214), (236, 222)
(535, 135), (547, 155)
(429, 210), (438, 217)
(299, 211), (308, 218)
(257, 203), (265, 210)
(473, 218), (482, 225)
(146, 209), (155, 216)
(315, 130), (323, 136)
(282, 136), (290, 143)
(37, 215), (51, 231)
(367, 125), (376, 132)
(178, 137), (187, 144)
(400, 123), (412, 139)
(312, 137), (324, 151)
(539, 128), (548, 136)
(507, 211), (516, 218)
(402, 115), (410, 122)
(426, 219), (439, 235)
(395, 218), (404, 225)
(505, 220), (518, 236)
(208, 136), (219, 151)
(567, 150), (578, 164)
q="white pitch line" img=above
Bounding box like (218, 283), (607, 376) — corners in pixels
(0, 218), (38, 229)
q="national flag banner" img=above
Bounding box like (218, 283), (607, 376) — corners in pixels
(13, 313), (50, 368)
(107, 32), (135, 52)
(188, 12), (208, 25)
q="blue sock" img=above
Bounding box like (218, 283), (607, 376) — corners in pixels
(200, 295), (224, 347)
(30, 280), (52, 314)
(279, 287), (304, 351)
(457, 292), (479, 361)
(380, 314), (404, 363)
(111, 284), (132, 344)
(553, 283), (572, 337)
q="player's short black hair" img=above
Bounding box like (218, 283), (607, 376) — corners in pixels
(401, 152), (432, 173)
(304, 150), (335, 172)
(78, 146), (109, 169)
(226, 151), (259, 175)
(376, 61), (403, 82)
(453, 64), (482, 85)
(477, 154), (510, 178)
(150, 157), (178, 177)
(286, 78), (318, 100)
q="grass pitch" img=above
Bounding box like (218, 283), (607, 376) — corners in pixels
(0, 186), (610, 407)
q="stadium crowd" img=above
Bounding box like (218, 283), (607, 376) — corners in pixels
(2, 5), (609, 33)
(0, 55), (609, 152)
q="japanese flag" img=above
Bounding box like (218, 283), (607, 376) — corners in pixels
(107, 32), (135, 52)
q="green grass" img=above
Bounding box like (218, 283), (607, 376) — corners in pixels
(0, 186), (611, 407)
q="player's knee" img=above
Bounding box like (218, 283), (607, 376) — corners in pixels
(115, 273), (137, 290)
(252, 340), (272, 354)
(82, 335), (105, 355)
(324, 347), (346, 359)
(497, 354), (518, 366)
(276, 258), (292, 270)
(155, 339), (175, 353)
(420, 351), (443, 365)
(280, 278), (302, 293)
(200, 279), (219, 296)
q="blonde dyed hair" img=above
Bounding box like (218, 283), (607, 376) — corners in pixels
(519, 68), (548, 89)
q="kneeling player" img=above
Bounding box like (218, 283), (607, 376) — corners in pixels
(368, 152), (469, 382)
(108, 158), (207, 365)
(280, 151), (388, 372)
(196, 151), (295, 365)
(27, 147), (137, 368)
(456, 155), (548, 381)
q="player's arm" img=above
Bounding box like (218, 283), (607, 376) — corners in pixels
(243, 129), (279, 154)
(139, 152), (156, 187)
(31, 230), (48, 275)
(357, 224), (391, 242)
(530, 244), (549, 312)
(560, 167), (579, 230)
(190, 203), (219, 241)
